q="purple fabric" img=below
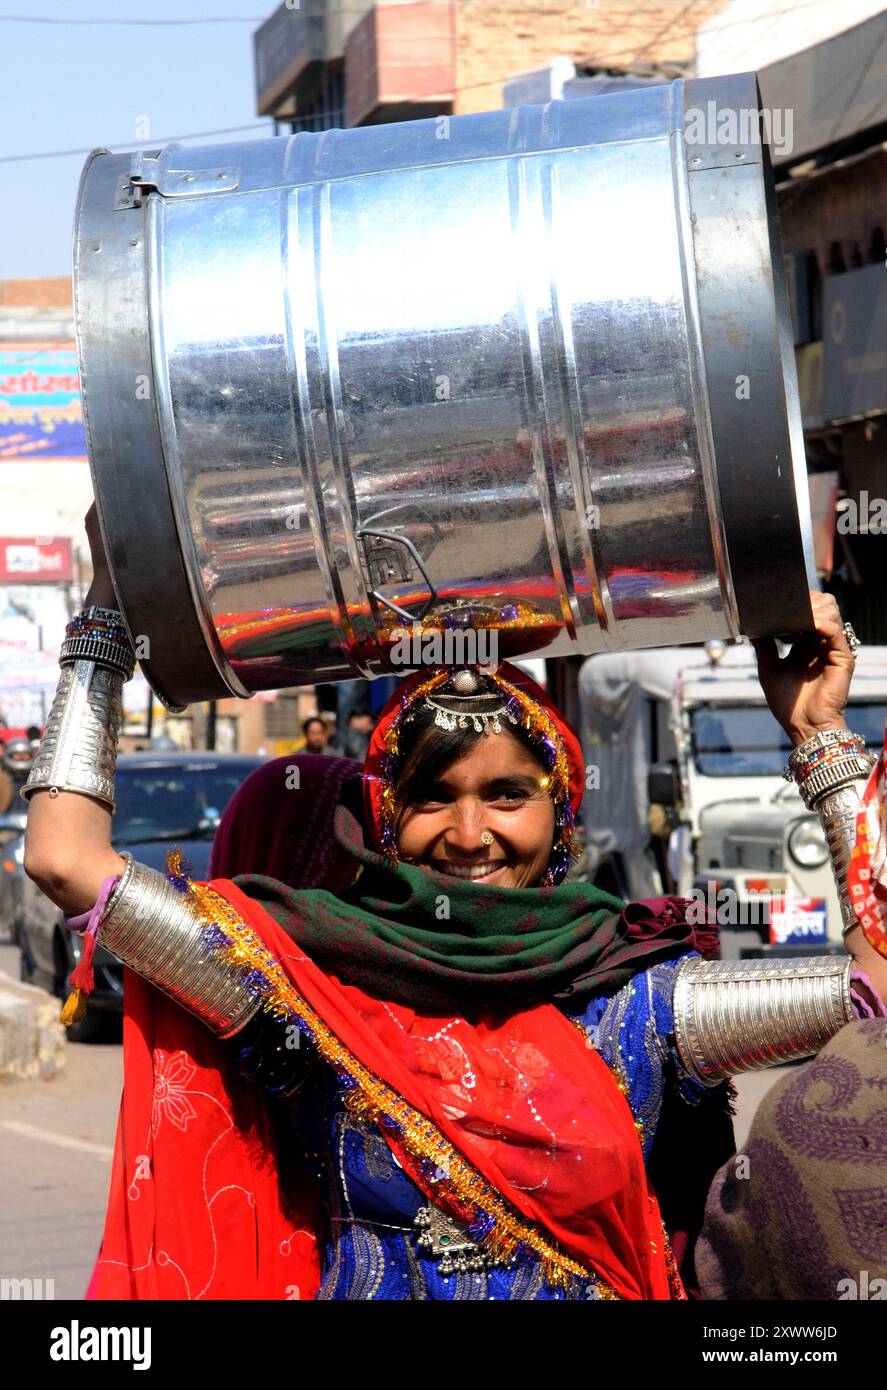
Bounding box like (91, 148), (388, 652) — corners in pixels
(697, 1018), (887, 1300)
(208, 752), (361, 893)
(850, 969), (887, 1019)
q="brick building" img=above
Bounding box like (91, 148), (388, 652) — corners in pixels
(255, 0), (730, 130)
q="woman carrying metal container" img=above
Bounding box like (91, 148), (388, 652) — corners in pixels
(19, 508), (887, 1301)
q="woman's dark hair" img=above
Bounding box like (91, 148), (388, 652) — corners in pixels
(392, 705), (548, 836)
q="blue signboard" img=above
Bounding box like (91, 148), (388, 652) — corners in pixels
(0, 345), (87, 461)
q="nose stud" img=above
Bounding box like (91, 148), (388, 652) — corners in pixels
(481, 831), (493, 846)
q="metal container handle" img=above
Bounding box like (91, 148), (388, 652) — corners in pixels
(356, 526), (438, 625)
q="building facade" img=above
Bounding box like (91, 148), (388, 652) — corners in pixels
(751, 12), (887, 643)
(254, 0), (729, 130)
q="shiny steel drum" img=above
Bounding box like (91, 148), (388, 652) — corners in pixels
(75, 71), (814, 707)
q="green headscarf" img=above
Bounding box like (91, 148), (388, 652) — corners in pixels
(233, 803), (704, 1014)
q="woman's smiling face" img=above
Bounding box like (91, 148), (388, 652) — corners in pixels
(396, 729), (555, 889)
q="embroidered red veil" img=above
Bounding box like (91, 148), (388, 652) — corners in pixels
(87, 704), (683, 1300)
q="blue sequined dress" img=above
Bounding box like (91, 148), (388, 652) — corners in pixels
(236, 950), (727, 1300)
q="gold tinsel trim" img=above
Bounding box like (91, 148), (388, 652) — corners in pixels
(169, 854), (617, 1297)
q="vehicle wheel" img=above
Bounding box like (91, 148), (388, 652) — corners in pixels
(53, 930), (107, 1044)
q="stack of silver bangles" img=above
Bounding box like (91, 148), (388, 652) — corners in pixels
(783, 728), (877, 940)
(21, 604), (137, 812)
(783, 727), (876, 810)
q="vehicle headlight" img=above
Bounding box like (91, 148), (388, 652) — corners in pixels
(788, 818), (829, 869)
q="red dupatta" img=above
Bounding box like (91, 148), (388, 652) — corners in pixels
(90, 875), (681, 1301)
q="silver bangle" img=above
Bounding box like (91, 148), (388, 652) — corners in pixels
(60, 633), (135, 680)
(98, 860), (261, 1039)
(102, 851), (135, 920)
(60, 605), (135, 680)
(785, 728), (864, 776)
(784, 729), (874, 810)
(21, 660), (124, 810)
(673, 954), (853, 1086)
(794, 753), (876, 811)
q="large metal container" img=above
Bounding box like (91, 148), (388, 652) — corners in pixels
(75, 72), (814, 707)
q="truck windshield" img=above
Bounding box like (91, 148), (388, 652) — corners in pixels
(691, 702), (886, 776)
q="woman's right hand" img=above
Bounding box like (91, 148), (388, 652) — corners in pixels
(84, 502), (117, 608)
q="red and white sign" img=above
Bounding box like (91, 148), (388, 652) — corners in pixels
(0, 537), (73, 583)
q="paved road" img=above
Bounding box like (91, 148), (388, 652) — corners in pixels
(0, 942), (123, 1299)
(0, 938), (787, 1298)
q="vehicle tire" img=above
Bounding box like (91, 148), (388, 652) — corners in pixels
(53, 929), (107, 1044)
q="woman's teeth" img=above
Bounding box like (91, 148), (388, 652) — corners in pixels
(438, 862), (505, 880)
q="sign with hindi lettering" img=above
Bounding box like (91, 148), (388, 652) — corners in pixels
(0, 344), (87, 461)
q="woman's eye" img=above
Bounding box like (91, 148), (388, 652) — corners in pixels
(413, 792), (449, 808)
(492, 788), (528, 804)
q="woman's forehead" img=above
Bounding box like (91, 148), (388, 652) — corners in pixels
(427, 732), (544, 785)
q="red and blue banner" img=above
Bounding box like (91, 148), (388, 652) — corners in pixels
(0, 343), (87, 462)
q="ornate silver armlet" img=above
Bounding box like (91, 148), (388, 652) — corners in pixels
(22, 605), (136, 812)
(22, 662), (124, 809)
(673, 954), (853, 1086)
(97, 860), (261, 1038)
(815, 782), (867, 939)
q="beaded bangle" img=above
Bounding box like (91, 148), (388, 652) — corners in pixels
(60, 606), (136, 680)
(784, 730), (874, 811)
(794, 754), (876, 811)
(784, 728), (865, 782)
(65, 615), (130, 643)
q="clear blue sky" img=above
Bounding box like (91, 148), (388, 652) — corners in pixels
(0, 1), (274, 279)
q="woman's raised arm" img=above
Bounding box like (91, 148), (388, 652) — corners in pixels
(23, 504), (261, 1040)
(23, 505), (127, 914)
(755, 591), (887, 1007)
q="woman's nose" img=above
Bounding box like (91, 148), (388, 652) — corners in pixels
(442, 801), (488, 852)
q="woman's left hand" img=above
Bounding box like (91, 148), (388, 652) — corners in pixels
(754, 591), (855, 748)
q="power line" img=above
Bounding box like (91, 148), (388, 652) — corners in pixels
(694, 0), (839, 35)
(578, 0), (847, 66)
(3, 0), (854, 164)
(628, 0), (708, 68)
(0, 0), (845, 32)
(0, 122), (272, 165)
(0, 4), (719, 21)
(823, 15), (887, 146)
(0, 12), (265, 22)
